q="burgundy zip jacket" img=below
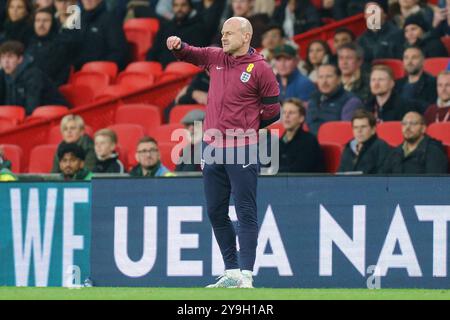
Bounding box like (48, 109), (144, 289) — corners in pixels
(173, 43), (281, 147)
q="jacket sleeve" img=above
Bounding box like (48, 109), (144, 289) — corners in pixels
(103, 15), (129, 69)
(341, 97), (363, 121)
(425, 144), (448, 174)
(172, 43), (222, 68)
(258, 64), (281, 127)
(375, 141), (392, 174)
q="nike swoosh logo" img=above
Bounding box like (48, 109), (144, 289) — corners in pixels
(242, 164), (251, 168)
(216, 66), (224, 70)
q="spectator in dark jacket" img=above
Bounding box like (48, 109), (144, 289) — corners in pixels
(147, 0), (221, 67)
(0, 40), (69, 115)
(306, 64), (364, 135)
(52, 114), (96, 173)
(165, 70), (210, 121)
(0, 0), (34, 46)
(389, 0), (434, 29)
(25, 7), (72, 86)
(366, 64), (418, 122)
(382, 111), (448, 174)
(390, 13), (448, 59)
(279, 98), (324, 173)
(337, 42), (371, 104)
(338, 109), (391, 174)
(272, 0), (322, 39)
(424, 71), (450, 124)
(431, 0), (450, 38)
(395, 45), (437, 114)
(70, 0), (129, 70)
(93, 128), (125, 173)
(357, 1), (400, 63)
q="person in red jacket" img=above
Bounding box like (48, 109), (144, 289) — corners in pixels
(167, 16), (280, 289)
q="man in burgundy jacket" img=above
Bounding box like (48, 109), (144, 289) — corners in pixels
(167, 17), (281, 288)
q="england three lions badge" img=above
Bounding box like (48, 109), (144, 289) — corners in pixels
(240, 72), (251, 83)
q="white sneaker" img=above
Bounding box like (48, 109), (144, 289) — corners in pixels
(238, 271), (254, 288)
(206, 269), (241, 288)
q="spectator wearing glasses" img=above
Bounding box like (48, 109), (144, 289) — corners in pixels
(130, 136), (174, 177)
(382, 111), (448, 174)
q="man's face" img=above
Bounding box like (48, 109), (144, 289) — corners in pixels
(274, 56), (298, 77)
(399, 0), (417, 8)
(403, 48), (424, 76)
(338, 48), (361, 77)
(232, 0), (252, 17)
(34, 12), (53, 37)
(317, 65), (340, 95)
(0, 53), (23, 75)
(36, 0), (54, 8)
(405, 24), (424, 45)
(282, 102), (304, 131)
(8, 0), (27, 22)
(370, 69), (394, 96)
(262, 29), (283, 51)
(59, 152), (84, 177)
(62, 120), (84, 143)
(81, 0), (102, 11)
(402, 112), (426, 143)
(334, 32), (352, 50)
(95, 135), (115, 160)
(136, 142), (160, 168)
(437, 74), (450, 103)
(173, 0), (191, 21)
(221, 19), (247, 55)
(352, 118), (376, 144)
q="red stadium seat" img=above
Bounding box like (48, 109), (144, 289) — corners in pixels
(0, 144), (23, 173)
(158, 142), (179, 172)
(69, 71), (110, 95)
(115, 104), (162, 133)
(0, 117), (16, 132)
(424, 58), (450, 77)
(31, 105), (69, 119)
(164, 61), (202, 75)
(94, 85), (136, 101)
(320, 142), (343, 173)
(0, 105), (25, 124)
(47, 125), (94, 144)
(441, 36), (450, 56)
(169, 104), (206, 124)
(116, 72), (155, 89)
(267, 121), (286, 138)
(124, 18), (159, 61)
(28, 144), (58, 173)
(147, 123), (186, 145)
(317, 121), (353, 146)
(427, 122), (450, 144)
(377, 121), (403, 147)
(59, 84), (95, 107)
(311, 0), (322, 9)
(125, 61), (164, 78)
(81, 61), (119, 82)
(156, 73), (182, 84)
(108, 124), (146, 167)
(372, 59), (405, 80)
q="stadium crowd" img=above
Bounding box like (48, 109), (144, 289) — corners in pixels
(0, 0), (450, 181)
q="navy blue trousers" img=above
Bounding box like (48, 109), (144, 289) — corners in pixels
(202, 144), (258, 271)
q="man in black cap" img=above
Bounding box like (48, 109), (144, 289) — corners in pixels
(391, 13), (448, 59)
(58, 143), (93, 181)
(357, 0), (400, 63)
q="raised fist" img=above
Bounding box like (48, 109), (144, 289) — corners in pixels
(167, 36), (182, 51)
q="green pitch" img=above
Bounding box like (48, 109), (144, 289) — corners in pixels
(0, 287), (450, 300)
